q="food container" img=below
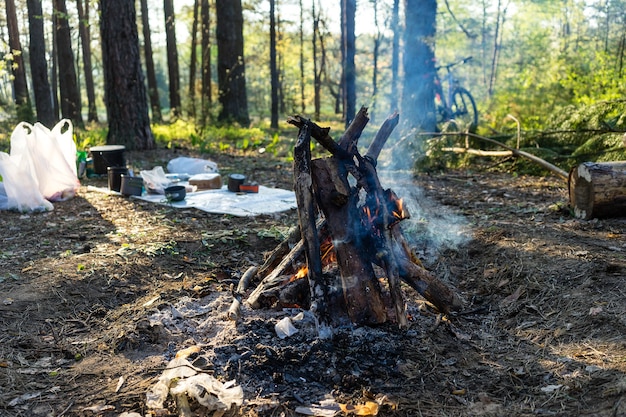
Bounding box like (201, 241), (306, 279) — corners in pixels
(164, 185), (186, 202)
(189, 173), (222, 190)
(107, 166), (128, 192)
(227, 173), (246, 192)
(121, 175), (144, 196)
(91, 145), (126, 175)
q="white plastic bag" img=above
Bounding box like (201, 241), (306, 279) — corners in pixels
(140, 166), (171, 194)
(0, 119), (79, 212)
(0, 152), (53, 212)
(19, 120), (79, 201)
(167, 157), (218, 175)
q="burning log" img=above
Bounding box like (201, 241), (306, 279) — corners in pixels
(243, 107), (462, 333)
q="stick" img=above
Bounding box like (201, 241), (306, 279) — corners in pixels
(286, 115), (352, 159)
(294, 121), (332, 338)
(227, 266), (258, 321)
(426, 131), (569, 181)
(365, 111), (400, 162)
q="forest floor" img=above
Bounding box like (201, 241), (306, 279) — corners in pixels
(1, 146), (625, 417)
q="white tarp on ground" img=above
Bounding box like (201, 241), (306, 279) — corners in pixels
(138, 185), (297, 216)
(89, 185), (297, 217)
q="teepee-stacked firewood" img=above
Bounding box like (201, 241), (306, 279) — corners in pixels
(239, 108), (462, 336)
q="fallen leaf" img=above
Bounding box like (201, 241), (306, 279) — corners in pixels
(339, 401), (380, 416)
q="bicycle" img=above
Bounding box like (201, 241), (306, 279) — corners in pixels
(434, 56), (478, 132)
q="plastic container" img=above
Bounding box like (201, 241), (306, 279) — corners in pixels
(90, 145), (126, 175)
(107, 166), (128, 192)
(121, 175), (143, 196)
(164, 185), (186, 201)
(228, 173), (246, 192)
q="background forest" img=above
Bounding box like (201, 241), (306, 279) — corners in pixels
(1, 0), (626, 171)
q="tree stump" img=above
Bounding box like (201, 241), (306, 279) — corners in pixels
(568, 161), (626, 219)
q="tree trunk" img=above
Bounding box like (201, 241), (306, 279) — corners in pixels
(54, 0), (84, 128)
(164, 0), (181, 119)
(140, 0), (163, 123)
(270, 0), (279, 129)
(76, 0), (99, 122)
(390, 0), (400, 111)
(402, 0), (437, 134)
(6, 0), (33, 121)
(299, 0), (305, 114)
(371, 0), (380, 123)
(51, 11), (60, 119)
(569, 161), (626, 220)
(312, 2), (321, 121)
(215, 0), (250, 127)
(200, 0), (212, 125)
(188, 0), (200, 119)
(27, 0), (55, 126)
(100, 0), (155, 150)
(341, 0), (356, 126)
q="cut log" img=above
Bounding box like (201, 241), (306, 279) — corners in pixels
(311, 157), (387, 325)
(568, 161), (626, 219)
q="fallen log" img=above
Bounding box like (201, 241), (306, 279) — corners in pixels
(568, 161), (626, 219)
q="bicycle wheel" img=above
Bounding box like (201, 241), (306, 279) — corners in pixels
(449, 87), (478, 132)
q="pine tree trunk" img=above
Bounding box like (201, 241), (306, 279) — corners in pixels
(100, 0), (155, 150)
(200, 0), (212, 125)
(164, 0), (181, 119)
(6, 0), (32, 121)
(139, 0), (162, 123)
(54, 0), (84, 128)
(26, 0), (55, 126)
(215, 0), (250, 126)
(76, 0), (98, 122)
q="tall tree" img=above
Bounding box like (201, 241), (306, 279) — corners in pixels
(402, 0), (437, 133)
(270, 0), (279, 129)
(312, 0), (321, 121)
(215, 0), (250, 126)
(188, 0), (200, 118)
(164, 0), (181, 119)
(341, 0), (356, 126)
(51, 12), (60, 119)
(370, 0), (381, 122)
(299, 0), (305, 113)
(76, 0), (98, 122)
(200, 0), (212, 124)
(100, 0), (155, 150)
(54, 0), (84, 128)
(6, 0), (33, 121)
(27, 0), (55, 126)
(390, 0), (400, 112)
(139, 0), (162, 122)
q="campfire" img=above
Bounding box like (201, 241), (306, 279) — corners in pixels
(229, 108), (462, 337)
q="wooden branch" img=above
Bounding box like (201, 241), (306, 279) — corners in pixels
(365, 111), (400, 161)
(391, 228), (462, 313)
(294, 121), (332, 337)
(245, 240), (304, 309)
(441, 147), (513, 157)
(426, 131), (569, 181)
(256, 225), (302, 279)
(227, 266), (259, 321)
(338, 106), (370, 154)
(286, 115), (352, 159)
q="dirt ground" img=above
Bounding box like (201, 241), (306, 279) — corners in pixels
(1, 147), (625, 417)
